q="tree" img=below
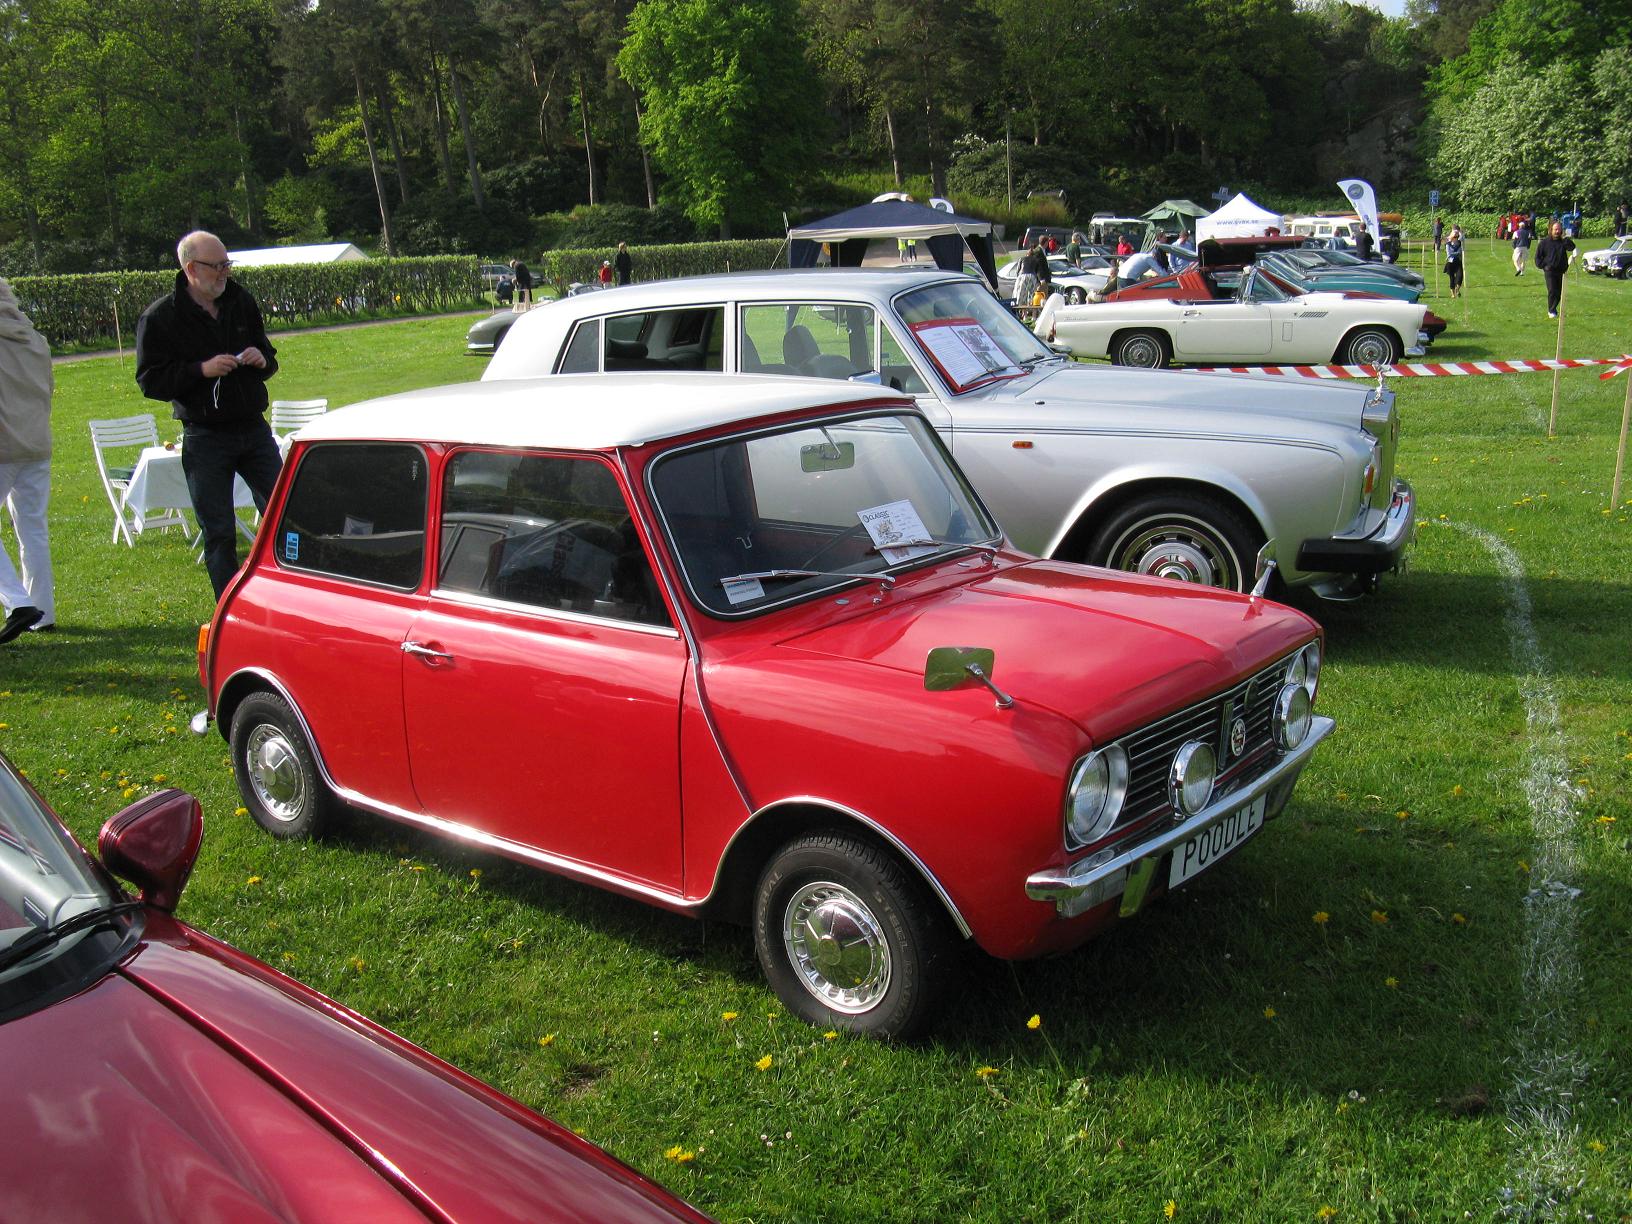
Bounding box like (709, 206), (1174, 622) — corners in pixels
(619, 0), (824, 236)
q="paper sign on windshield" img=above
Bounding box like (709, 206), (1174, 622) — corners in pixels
(908, 317), (1011, 392)
(721, 576), (765, 605)
(858, 500), (937, 565)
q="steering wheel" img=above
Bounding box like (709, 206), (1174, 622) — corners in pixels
(798, 521), (872, 570)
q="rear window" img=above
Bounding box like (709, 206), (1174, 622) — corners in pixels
(274, 443), (427, 588)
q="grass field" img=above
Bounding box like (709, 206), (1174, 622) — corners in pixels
(5, 246), (1632, 1221)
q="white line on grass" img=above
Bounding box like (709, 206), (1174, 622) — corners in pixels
(1456, 524), (1587, 1217)
(1504, 374), (1547, 433)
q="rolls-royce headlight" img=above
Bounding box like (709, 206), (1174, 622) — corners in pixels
(1274, 683), (1313, 750)
(1065, 744), (1129, 848)
(1169, 741), (1216, 816)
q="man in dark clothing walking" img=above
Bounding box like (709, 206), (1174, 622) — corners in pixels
(614, 242), (633, 286)
(1355, 225), (1375, 261)
(1534, 220), (1576, 320)
(135, 231), (282, 600)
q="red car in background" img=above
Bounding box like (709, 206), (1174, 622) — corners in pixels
(0, 755), (709, 1224)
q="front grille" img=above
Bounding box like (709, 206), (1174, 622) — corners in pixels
(1113, 652), (1298, 830)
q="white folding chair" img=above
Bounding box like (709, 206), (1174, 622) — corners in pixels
(88, 414), (188, 546)
(270, 399), (329, 438)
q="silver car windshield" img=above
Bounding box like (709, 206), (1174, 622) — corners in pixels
(650, 412), (1000, 616)
(894, 281), (1055, 386)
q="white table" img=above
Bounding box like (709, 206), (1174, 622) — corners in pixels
(122, 445), (256, 541)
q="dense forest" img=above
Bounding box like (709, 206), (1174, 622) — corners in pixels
(1, 0), (1629, 272)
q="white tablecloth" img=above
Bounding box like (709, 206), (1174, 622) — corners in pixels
(122, 445), (254, 534)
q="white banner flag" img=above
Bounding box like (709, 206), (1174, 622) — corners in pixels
(1337, 179), (1380, 245)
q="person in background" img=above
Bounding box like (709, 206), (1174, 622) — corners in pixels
(1443, 225), (1464, 298)
(1065, 232), (1083, 268)
(135, 231), (281, 601)
(509, 259), (533, 307)
(0, 278), (54, 642)
(1116, 246), (1162, 289)
(597, 259), (613, 287)
(1535, 219), (1575, 319)
(1615, 202), (1628, 238)
(614, 241), (633, 286)
(1512, 215), (1532, 275)
(1115, 234), (1134, 257)
(1355, 225), (1375, 261)
(1432, 215), (1444, 253)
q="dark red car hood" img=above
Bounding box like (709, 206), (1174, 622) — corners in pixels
(0, 926), (708, 1224)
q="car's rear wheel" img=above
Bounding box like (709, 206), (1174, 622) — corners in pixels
(1086, 493), (1260, 592)
(1111, 330), (1170, 368)
(230, 691), (334, 840)
(1339, 327), (1401, 366)
(753, 832), (952, 1040)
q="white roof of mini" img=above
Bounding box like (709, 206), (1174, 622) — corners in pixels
(295, 374), (912, 451)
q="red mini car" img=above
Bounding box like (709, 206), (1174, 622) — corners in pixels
(0, 755), (709, 1223)
(197, 375), (1332, 1039)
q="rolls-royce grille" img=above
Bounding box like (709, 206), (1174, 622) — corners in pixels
(1116, 653), (1298, 827)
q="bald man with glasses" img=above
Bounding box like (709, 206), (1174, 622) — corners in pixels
(136, 231), (282, 599)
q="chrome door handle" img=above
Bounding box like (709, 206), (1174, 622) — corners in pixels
(1182, 309), (1200, 316)
(402, 641), (454, 662)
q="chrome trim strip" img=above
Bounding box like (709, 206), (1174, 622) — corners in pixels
(714, 796), (974, 940)
(425, 585), (682, 638)
(1025, 716), (1334, 913)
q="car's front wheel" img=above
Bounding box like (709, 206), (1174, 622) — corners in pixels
(230, 691), (334, 840)
(1086, 493), (1260, 591)
(1110, 329), (1171, 368)
(1339, 327), (1402, 366)
(753, 832), (953, 1040)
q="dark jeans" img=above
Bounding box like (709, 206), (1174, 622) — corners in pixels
(1545, 271), (1566, 314)
(182, 422), (283, 599)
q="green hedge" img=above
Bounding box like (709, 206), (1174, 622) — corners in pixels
(536, 239), (785, 293)
(12, 257), (482, 351)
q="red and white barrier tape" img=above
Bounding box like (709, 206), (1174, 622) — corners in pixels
(1188, 356), (1632, 380)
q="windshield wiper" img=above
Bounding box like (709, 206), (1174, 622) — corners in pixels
(869, 537), (1001, 557)
(719, 569), (896, 590)
(0, 901), (142, 974)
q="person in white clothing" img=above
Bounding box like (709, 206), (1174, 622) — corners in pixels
(0, 278), (54, 643)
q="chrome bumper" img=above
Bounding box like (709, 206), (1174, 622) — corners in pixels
(1025, 716), (1335, 918)
(1297, 479), (1415, 576)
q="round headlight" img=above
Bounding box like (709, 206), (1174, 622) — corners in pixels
(1169, 740), (1216, 816)
(1274, 683), (1313, 750)
(1065, 744), (1129, 848)
(1299, 641), (1322, 699)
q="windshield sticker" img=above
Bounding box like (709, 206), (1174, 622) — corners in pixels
(908, 317), (1012, 392)
(721, 576), (765, 605)
(857, 500), (937, 565)
(283, 532), (299, 561)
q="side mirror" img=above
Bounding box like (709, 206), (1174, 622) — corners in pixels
(98, 789), (204, 913)
(846, 370), (885, 386)
(1250, 539), (1278, 598)
(925, 646), (1014, 709)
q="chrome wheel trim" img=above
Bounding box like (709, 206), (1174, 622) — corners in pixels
(783, 880), (892, 1014)
(1347, 330), (1394, 365)
(1109, 514), (1240, 588)
(1117, 333), (1164, 367)
(245, 724), (307, 823)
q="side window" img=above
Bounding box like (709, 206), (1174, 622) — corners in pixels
(879, 327), (928, 394)
(601, 307), (724, 371)
(739, 303), (875, 381)
(557, 320), (600, 373)
(276, 444), (426, 588)
(437, 450), (669, 627)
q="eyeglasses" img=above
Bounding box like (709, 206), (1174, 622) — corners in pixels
(191, 258), (232, 271)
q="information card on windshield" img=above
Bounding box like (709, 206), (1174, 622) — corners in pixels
(907, 317), (1012, 392)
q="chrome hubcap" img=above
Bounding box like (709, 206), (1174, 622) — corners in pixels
(1351, 334), (1390, 364)
(1113, 518), (1237, 588)
(245, 724), (305, 822)
(1122, 337), (1161, 366)
(783, 881), (891, 1013)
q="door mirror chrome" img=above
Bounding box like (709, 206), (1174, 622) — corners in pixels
(925, 646), (1015, 709)
(847, 370), (885, 386)
(1251, 540), (1278, 598)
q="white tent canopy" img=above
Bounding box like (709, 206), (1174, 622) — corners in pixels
(1196, 194), (1281, 242)
(227, 243), (367, 267)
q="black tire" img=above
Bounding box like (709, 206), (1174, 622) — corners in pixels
(753, 832), (954, 1040)
(230, 691), (334, 840)
(1339, 326), (1402, 366)
(1086, 493), (1261, 591)
(1111, 329), (1171, 368)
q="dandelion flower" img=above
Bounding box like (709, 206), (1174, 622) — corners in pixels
(151, 774), (167, 783)
(755, 1054), (773, 1071)
(538, 1034), (555, 1047)
(1313, 911), (1330, 925)
(122, 787), (137, 799)
(235, 806), (249, 817)
(663, 1145), (695, 1163)
(1517, 859), (1530, 873)
(1263, 1006), (1277, 1020)
(975, 1066), (1000, 1079)
(1026, 1014), (1041, 1030)
(349, 956), (366, 972)
(1452, 913), (1467, 925)
(1317, 1208), (1338, 1220)
(469, 868), (482, 880)
(1587, 1139), (1606, 1153)
(1164, 1200), (1177, 1218)
(822, 1031), (838, 1041)
(1384, 976), (1398, 989)
(1597, 815), (1617, 825)
(722, 1011), (739, 1022)
(1370, 910), (1389, 925)
(1451, 784), (1465, 796)
(246, 875), (262, 886)
(1395, 809), (1409, 821)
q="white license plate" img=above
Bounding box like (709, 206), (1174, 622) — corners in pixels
(1169, 794), (1266, 889)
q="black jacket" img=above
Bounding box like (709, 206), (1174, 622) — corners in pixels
(1535, 235), (1575, 275)
(135, 271), (278, 427)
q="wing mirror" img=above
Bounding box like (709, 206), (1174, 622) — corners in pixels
(1250, 539), (1278, 599)
(925, 646), (1014, 709)
(98, 789), (204, 913)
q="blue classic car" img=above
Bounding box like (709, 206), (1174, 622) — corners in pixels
(1258, 251), (1423, 302)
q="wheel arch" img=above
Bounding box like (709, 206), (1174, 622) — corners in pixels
(1050, 472), (1271, 565)
(214, 669), (338, 789)
(706, 798), (973, 941)
(1107, 326), (1174, 365)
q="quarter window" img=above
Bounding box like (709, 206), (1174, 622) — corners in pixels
(275, 444), (426, 588)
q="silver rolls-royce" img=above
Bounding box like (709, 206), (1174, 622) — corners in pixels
(481, 269), (1412, 598)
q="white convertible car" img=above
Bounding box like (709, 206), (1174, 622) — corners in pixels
(1044, 264), (1445, 368)
(480, 269), (1414, 598)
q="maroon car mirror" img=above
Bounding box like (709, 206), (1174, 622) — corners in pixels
(98, 789), (204, 912)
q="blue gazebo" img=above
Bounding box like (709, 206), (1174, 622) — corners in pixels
(787, 200), (1000, 290)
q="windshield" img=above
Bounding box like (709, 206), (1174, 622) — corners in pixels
(650, 412), (1000, 616)
(894, 281), (1054, 391)
(0, 760), (129, 1010)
